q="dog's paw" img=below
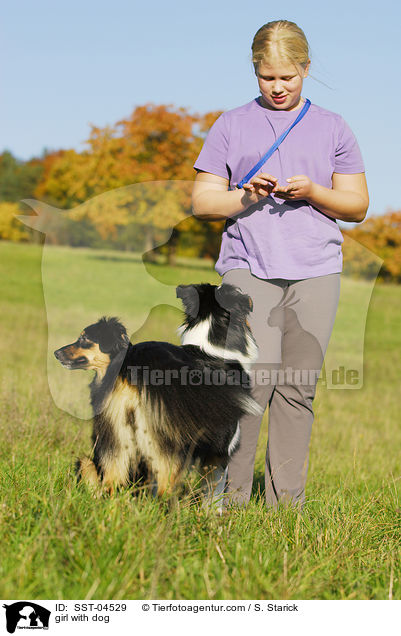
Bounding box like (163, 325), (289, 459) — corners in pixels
(76, 456), (101, 492)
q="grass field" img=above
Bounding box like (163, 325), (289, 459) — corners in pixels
(0, 240), (400, 600)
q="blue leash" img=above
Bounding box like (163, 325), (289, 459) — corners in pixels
(236, 98), (311, 189)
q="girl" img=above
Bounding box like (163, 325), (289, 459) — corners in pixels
(192, 20), (369, 510)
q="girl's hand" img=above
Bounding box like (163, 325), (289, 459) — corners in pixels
(242, 173), (279, 202)
(274, 175), (315, 201)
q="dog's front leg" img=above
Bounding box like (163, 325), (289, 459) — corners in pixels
(76, 456), (101, 489)
(76, 456), (125, 496)
(99, 455), (131, 494)
(155, 459), (183, 497)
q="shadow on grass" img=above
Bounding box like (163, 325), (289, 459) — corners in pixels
(144, 259), (215, 273)
(87, 252), (215, 273)
(87, 254), (144, 264)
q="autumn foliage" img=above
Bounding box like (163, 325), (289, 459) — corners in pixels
(342, 210), (401, 283)
(0, 103), (226, 262)
(0, 202), (29, 241)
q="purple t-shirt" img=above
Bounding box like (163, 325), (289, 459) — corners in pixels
(193, 97), (365, 280)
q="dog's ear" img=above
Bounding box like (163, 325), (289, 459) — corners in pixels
(121, 332), (130, 344)
(215, 284), (253, 314)
(98, 316), (130, 355)
(176, 284), (200, 318)
(110, 336), (129, 355)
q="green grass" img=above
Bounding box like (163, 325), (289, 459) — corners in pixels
(0, 241), (400, 599)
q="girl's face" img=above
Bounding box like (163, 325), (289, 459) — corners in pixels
(256, 59), (310, 111)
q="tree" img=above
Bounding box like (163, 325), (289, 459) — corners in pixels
(342, 210), (401, 283)
(35, 104), (208, 258)
(0, 202), (29, 241)
(0, 151), (44, 203)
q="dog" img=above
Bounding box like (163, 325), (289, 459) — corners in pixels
(54, 283), (262, 508)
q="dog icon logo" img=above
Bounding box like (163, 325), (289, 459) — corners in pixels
(2, 602), (51, 633)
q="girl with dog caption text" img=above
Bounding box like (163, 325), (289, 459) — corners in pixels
(192, 20), (369, 510)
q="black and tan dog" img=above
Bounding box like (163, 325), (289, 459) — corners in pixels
(54, 283), (262, 506)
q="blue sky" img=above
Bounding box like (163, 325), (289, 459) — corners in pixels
(1, 0), (400, 219)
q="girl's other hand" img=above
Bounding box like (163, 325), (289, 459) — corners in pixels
(273, 175), (315, 201)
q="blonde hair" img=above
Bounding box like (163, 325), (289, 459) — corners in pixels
(252, 20), (310, 75)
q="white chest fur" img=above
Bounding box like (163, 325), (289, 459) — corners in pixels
(177, 319), (258, 372)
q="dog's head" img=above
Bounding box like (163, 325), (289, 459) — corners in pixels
(176, 283), (255, 359)
(176, 283), (253, 322)
(54, 316), (129, 371)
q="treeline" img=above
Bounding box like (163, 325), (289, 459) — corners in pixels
(0, 104), (225, 264)
(0, 102), (399, 281)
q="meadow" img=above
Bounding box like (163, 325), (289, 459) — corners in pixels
(0, 240), (400, 600)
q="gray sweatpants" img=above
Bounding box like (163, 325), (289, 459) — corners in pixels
(221, 267), (341, 509)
